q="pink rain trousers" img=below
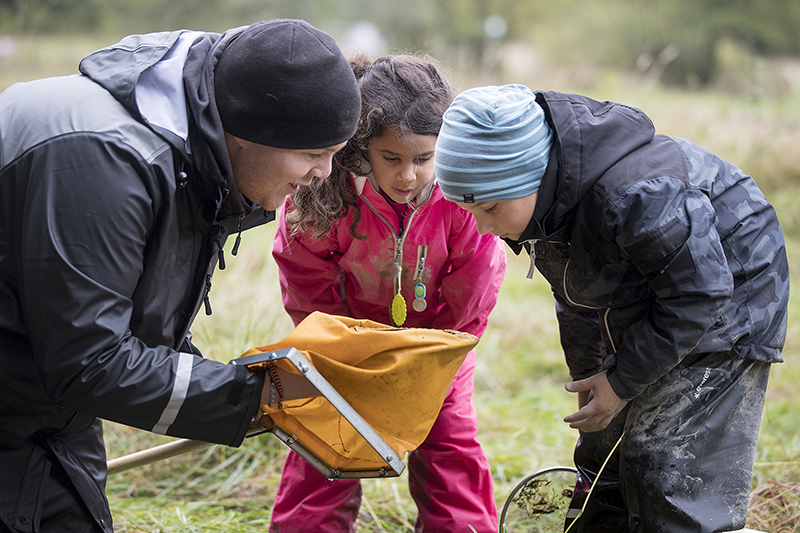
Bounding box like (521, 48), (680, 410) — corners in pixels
(268, 350), (497, 533)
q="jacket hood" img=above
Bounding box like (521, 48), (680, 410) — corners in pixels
(513, 91), (655, 246)
(78, 27), (255, 220)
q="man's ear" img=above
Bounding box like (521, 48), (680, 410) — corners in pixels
(224, 131), (251, 150)
(224, 131), (251, 168)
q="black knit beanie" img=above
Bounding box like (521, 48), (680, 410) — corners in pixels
(214, 19), (361, 149)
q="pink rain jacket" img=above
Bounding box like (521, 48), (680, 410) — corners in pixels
(273, 174), (506, 335)
(271, 173), (505, 533)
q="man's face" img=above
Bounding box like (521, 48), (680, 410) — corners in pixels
(455, 193), (539, 241)
(225, 133), (347, 211)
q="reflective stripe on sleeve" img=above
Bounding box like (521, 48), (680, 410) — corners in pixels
(152, 352), (193, 434)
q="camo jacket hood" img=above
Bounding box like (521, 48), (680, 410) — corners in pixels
(510, 91), (788, 399)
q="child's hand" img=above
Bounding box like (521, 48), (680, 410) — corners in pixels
(563, 371), (628, 432)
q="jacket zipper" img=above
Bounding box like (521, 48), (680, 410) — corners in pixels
(203, 274), (213, 316)
(361, 195), (423, 303)
(561, 258), (618, 354)
(522, 239), (539, 279)
(208, 215), (243, 314)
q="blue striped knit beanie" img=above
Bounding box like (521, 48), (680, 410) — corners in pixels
(435, 84), (553, 203)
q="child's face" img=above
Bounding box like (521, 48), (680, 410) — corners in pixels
(456, 193), (539, 241)
(367, 128), (437, 204)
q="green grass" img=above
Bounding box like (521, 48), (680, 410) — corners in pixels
(104, 216), (800, 532)
(3, 33), (799, 533)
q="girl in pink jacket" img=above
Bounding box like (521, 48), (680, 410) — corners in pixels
(270, 55), (506, 533)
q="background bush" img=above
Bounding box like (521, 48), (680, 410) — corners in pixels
(4, 0), (800, 91)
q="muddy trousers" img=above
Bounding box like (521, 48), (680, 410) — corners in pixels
(268, 350), (498, 533)
(566, 352), (770, 533)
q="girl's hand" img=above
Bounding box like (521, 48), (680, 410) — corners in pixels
(563, 371), (628, 432)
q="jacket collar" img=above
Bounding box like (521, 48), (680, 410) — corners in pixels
(529, 91), (655, 236)
(505, 90), (657, 255)
(354, 170), (438, 210)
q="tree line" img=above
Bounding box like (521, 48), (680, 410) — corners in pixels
(2, 0), (799, 88)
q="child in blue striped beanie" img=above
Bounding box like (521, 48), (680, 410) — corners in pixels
(435, 84), (553, 241)
(435, 84), (788, 533)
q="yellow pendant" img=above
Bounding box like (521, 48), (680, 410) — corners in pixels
(391, 293), (407, 326)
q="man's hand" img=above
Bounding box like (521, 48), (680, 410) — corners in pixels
(563, 371), (628, 432)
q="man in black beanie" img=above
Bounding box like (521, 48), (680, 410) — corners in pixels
(0, 19), (359, 533)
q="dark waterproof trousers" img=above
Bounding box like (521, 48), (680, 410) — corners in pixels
(566, 352), (770, 533)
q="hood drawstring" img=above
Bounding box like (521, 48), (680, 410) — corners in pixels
(210, 216), (244, 314)
(232, 218), (243, 256)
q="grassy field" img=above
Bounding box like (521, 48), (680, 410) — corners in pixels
(3, 34), (799, 532)
(104, 213), (800, 533)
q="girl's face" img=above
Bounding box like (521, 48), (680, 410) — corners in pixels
(366, 128), (437, 204)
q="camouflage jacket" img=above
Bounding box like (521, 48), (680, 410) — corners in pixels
(507, 91), (789, 400)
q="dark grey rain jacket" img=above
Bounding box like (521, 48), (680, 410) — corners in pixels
(0, 28), (272, 532)
(509, 91), (789, 400)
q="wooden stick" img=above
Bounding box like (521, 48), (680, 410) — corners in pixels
(106, 439), (214, 475)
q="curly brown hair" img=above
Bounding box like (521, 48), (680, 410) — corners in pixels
(285, 54), (453, 240)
